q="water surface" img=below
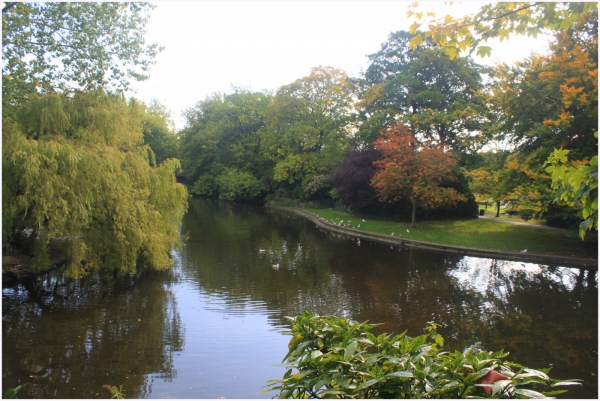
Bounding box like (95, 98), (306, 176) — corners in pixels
(3, 198), (597, 398)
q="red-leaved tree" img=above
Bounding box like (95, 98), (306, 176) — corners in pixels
(371, 124), (465, 227)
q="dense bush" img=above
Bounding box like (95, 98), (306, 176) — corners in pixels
(304, 175), (333, 200)
(215, 168), (265, 201)
(265, 312), (580, 399)
(191, 174), (218, 197)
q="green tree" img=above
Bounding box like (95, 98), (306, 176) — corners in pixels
(142, 100), (179, 165)
(407, 2), (597, 60)
(357, 31), (490, 154)
(178, 89), (273, 199)
(2, 91), (188, 278)
(214, 168), (266, 201)
(264, 66), (356, 198)
(545, 139), (598, 239)
(2, 2), (160, 111)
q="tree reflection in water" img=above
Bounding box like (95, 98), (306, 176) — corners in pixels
(2, 268), (184, 399)
(180, 199), (597, 398)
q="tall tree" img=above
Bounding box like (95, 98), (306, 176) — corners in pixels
(483, 9), (598, 227)
(357, 31), (490, 154)
(178, 89), (273, 200)
(2, 2), (160, 111)
(264, 66), (356, 197)
(371, 124), (465, 227)
(3, 91), (188, 278)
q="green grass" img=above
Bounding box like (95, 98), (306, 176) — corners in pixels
(304, 207), (597, 259)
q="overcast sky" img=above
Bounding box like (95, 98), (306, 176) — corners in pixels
(129, 1), (552, 130)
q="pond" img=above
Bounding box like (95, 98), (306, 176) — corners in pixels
(2, 197), (598, 398)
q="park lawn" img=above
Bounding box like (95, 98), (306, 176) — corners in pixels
(304, 208), (597, 259)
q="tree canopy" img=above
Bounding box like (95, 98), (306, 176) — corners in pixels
(2, 3), (188, 277)
(2, 2), (160, 110)
(356, 31), (490, 154)
(264, 66), (356, 190)
(371, 124), (466, 227)
(3, 91), (188, 277)
(178, 89), (273, 200)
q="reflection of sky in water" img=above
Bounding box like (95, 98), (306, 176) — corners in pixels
(448, 257), (583, 300)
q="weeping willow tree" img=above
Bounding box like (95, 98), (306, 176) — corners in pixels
(3, 91), (188, 278)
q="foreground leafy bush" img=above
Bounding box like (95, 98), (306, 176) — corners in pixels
(265, 312), (581, 398)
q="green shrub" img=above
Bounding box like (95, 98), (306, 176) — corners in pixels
(264, 312), (581, 399)
(191, 174), (218, 196)
(215, 168), (265, 201)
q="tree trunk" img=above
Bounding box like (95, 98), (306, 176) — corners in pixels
(495, 201), (500, 218)
(411, 199), (417, 228)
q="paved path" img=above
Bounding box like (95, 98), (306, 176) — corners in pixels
(478, 215), (572, 232)
(479, 215), (599, 241)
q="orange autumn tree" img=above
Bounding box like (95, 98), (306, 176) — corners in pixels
(371, 124), (465, 227)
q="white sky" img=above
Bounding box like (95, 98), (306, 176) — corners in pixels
(130, 1), (552, 130)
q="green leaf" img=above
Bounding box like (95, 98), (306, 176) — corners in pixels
(386, 370), (414, 378)
(355, 378), (383, 391)
(476, 45), (492, 58)
(444, 46), (460, 60)
(491, 379), (513, 396)
(551, 380), (583, 387)
(465, 367), (492, 383)
(310, 350), (323, 359)
(344, 340), (358, 361)
(514, 388), (546, 398)
(314, 376), (333, 391)
(409, 34), (424, 49)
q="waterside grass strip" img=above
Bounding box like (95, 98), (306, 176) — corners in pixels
(272, 206), (598, 270)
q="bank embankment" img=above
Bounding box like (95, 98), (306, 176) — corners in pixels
(272, 206), (597, 270)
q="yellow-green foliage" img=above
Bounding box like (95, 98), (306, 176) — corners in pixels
(3, 91), (188, 278)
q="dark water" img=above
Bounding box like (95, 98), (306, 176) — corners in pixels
(3, 198), (598, 398)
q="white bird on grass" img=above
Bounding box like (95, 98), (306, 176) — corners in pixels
(406, 229), (410, 233)
(520, 249), (527, 253)
(272, 264), (279, 270)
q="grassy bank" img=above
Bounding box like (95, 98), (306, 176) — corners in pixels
(303, 207), (597, 259)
